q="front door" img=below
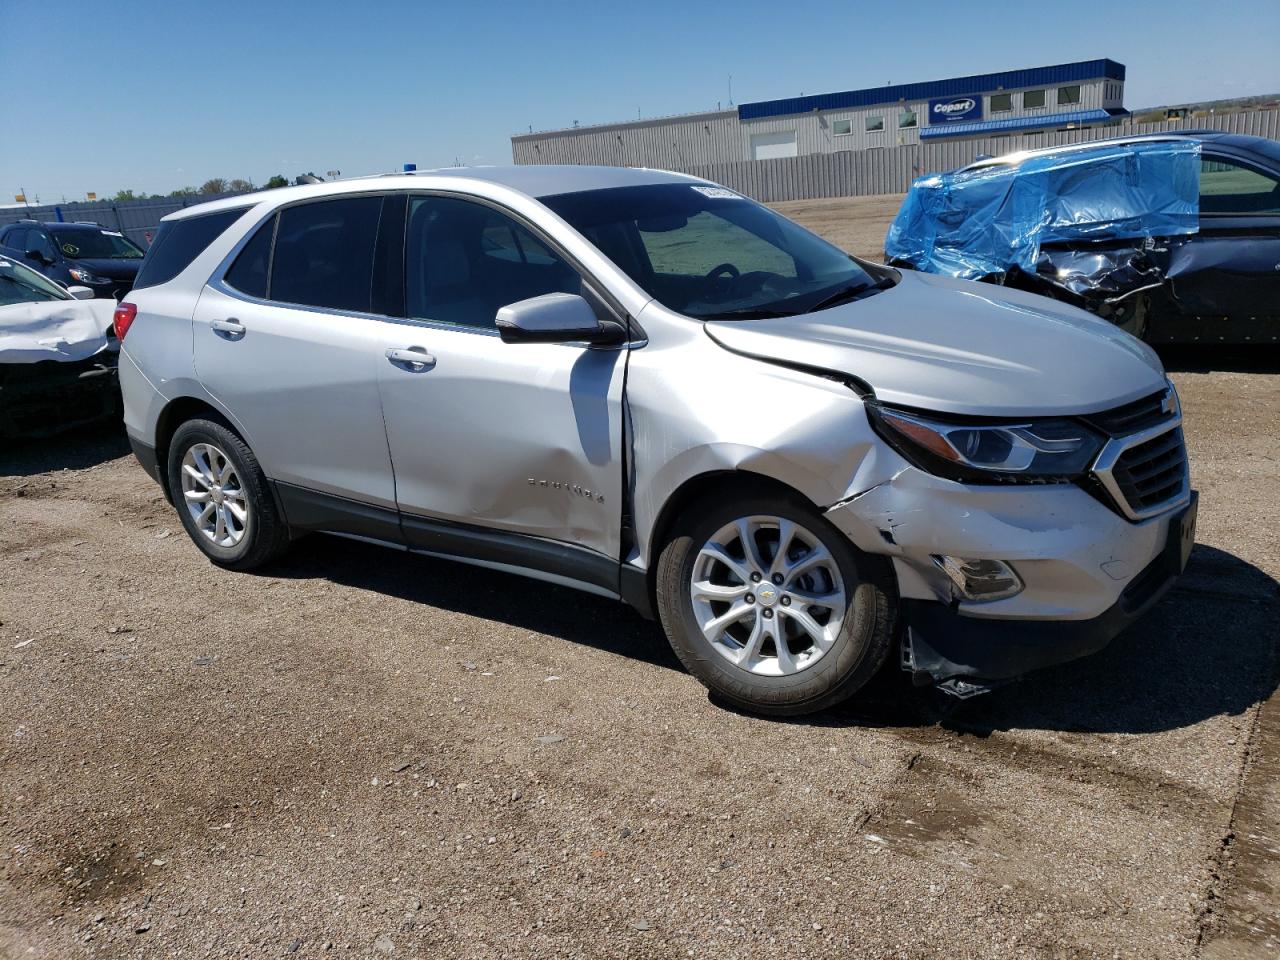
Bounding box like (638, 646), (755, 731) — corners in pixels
(1164, 152), (1280, 332)
(193, 195), (398, 512)
(377, 195), (627, 585)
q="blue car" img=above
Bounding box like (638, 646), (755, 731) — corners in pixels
(0, 220), (144, 300)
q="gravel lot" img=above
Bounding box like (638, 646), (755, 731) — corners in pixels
(1, 197), (1277, 959)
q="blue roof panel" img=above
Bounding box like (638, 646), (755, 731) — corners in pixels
(738, 59), (1125, 121)
(918, 108), (1121, 139)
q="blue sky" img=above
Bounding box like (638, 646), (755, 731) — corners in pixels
(2, 0), (1277, 200)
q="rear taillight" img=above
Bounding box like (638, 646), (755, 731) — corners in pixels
(113, 302), (137, 340)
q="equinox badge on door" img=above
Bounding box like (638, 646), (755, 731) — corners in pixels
(528, 478), (605, 503)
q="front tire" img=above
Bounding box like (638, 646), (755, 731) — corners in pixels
(166, 418), (289, 571)
(655, 492), (896, 716)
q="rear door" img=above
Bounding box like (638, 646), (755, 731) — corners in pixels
(1164, 151), (1280, 332)
(376, 193), (627, 581)
(192, 194), (400, 516)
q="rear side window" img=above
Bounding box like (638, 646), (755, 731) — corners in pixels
(1199, 156), (1280, 214)
(134, 208), (248, 289)
(224, 215), (276, 299)
(269, 197), (382, 312)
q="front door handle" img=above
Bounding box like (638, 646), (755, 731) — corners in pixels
(386, 346), (436, 370)
(210, 318), (246, 339)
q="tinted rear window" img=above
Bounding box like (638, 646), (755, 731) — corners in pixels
(269, 196), (382, 313)
(133, 207), (248, 290)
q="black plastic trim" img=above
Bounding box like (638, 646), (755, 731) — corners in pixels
(274, 482), (405, 545)
(129, 435), (162, 487)
(400, 510), (619, 594)
(270, 482), (625, 599)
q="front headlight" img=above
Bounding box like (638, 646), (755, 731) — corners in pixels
(68, 266), (107, 284)
(868, 404), (1104, 482)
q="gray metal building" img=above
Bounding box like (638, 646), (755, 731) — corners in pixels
(512, 59), (1127, 167)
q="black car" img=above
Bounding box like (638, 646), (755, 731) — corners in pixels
(0, 220), (144, 300)
(889, 132), (1280, 343)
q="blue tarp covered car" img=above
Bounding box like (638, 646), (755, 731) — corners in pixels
(884, 133), (1280, 343)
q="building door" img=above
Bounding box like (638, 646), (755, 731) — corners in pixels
(750, 130), (798, 161)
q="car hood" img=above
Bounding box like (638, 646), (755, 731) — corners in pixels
(703, 270), (1166, 418)
(0, 298), (116, 363)
(68, 257), (141, 281)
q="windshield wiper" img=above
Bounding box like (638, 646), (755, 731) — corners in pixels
(805, 276), (895, 314)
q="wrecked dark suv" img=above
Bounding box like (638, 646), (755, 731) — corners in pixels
(886, 133), (1280, 344)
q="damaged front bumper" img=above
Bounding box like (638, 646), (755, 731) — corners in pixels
(824, 465), (1196, 694)
(0, 352), (121, 439)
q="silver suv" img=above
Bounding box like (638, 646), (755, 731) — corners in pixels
(116, 166), (1196, 715)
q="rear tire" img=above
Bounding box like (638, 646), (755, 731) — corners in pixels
(166, 418), (289, 571)
(655, 492), (896, 716)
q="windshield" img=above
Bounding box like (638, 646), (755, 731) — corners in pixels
(540, 184), (879, 319)
(0, 255), (71, 305)
(52, 227), (145, 260)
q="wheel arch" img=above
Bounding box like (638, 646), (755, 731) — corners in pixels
(627, 470), (824, 620)
(153, 396), (240, 501)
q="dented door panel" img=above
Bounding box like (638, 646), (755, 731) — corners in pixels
(378, 324), (626, 560)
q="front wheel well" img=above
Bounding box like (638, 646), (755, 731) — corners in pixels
(636, 471), (824, 615)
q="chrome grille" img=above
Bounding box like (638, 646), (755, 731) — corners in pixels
(1091, 387), (1189, 521)
(1083, 388), (1173, 435)
(1111, 427), (1187, 512)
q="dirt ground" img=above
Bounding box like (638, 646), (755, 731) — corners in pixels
(1, 198), (1277, 959)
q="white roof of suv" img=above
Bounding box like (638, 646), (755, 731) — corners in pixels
(163, 165), (704, 221)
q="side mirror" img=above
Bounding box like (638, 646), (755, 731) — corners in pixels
(25, 247), (50, 265)
(65, 285), (96, 300)
(495, 292), (625, 345)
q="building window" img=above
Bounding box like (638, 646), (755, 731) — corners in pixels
(990, 93), (1012, 113)
(865, 115), (884, 132)
(1023, 89), (1046, 109)
(832, 118), (853, 136)
(898, 110), (918, 129)
(1058, 85), (1081, 106)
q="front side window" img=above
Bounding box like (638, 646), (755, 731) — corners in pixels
(1057, 85), (1081, 105)
(0, 255), (71, 305)
(990, 93), (1012, 113)
(27, 229), (56, 260)
(898, 110), (918, 129)
(405, 196), (580, 329)
(832, 118), (853, 136)
(865, 115), (884, 132)
(1199, 156), (1280, 214)
(270, 197), (382, 312)
(541, 183), (877, 320)
(52, 227), (144, 260)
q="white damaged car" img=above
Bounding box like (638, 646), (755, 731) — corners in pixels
(0, 254), (120, 438)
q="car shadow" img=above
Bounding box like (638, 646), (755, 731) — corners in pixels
(271, 536), (1276, 736)
(0, 420), (130, 477)
(1158, 343), (1280, 374)
(266, 535), (681, 673)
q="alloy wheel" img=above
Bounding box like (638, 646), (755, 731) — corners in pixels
(180, 442), (249, 548)
(690, 515), (848, 677)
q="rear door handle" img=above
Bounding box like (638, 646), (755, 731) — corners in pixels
(386, 346), (436, 370)
(210, 318), (246, 339)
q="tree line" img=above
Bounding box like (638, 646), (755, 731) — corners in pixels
(108, 174), (299, 202)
